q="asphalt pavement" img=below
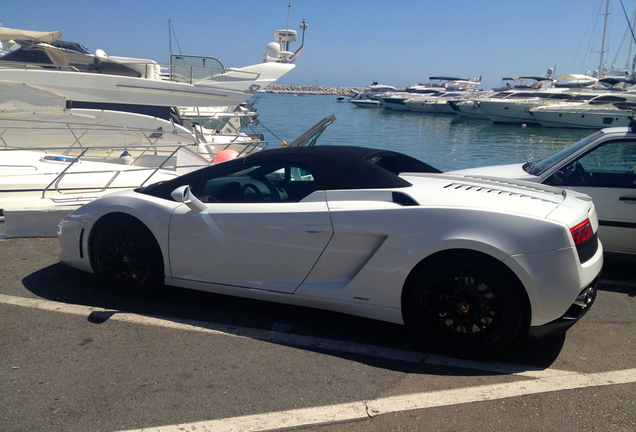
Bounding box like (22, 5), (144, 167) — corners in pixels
(1, 237), (634, 432)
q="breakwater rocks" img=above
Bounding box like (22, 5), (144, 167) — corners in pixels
(263, 85), (365, 96)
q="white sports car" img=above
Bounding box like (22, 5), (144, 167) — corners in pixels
(58, 146), (602, 357)
(453, 126), (636, 256)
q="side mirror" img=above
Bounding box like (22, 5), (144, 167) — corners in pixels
(171, 185), (207, 213)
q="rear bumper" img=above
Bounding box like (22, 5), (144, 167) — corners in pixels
(527, 278), (598, 340)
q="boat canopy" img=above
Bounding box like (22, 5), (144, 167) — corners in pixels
(554, 74), (598, 88)
(555, 74), (598, 81)
(0, 27), (62, 43)
(0, 40), (142, 78)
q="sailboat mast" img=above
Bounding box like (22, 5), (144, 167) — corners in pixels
(168, 20), (172, 63)
(598, 0), (610, 76)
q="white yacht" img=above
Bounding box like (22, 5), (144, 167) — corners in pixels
(528, 92), (636, 128)
(378, 84), (444, 111)
(0, 27), (296, 109)
(350, 84), (397, 107)
(473, 75), (560, 124)
(0, 25), (302, 212)
(448, 91), (493, 119)
(379, 77), (477, 111)
(404, 80), (482, 113)
(0, 27), (300, 153)
(475, 73), (632, 125)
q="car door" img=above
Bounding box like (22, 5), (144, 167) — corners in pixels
(168, 163), (333, 292)
(549, 137), (636, 254)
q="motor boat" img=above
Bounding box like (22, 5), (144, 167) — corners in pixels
(448, 91), (494, 119)
(0, 26), (303, 156)
(480, 76), (635, 126)
(529, 92), (636, 128)
(404, 80), (482, 114)
(379, 77), (478, 111)
(0, 27), (297, 109)
(473, 73), (628, 125)
(350, 84), (397, 107)
(0, 24), (306, 213)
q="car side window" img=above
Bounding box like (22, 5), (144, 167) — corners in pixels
(556, 139), (636, 188)
(197, 163), (319, 203)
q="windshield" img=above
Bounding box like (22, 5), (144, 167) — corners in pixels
(527, 131), (605, 175)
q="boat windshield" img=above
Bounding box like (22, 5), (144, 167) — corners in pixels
(526, 131), (605, 175)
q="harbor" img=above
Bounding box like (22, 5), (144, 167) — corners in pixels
(1, 2), (636, 430)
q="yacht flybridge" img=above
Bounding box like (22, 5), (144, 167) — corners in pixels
(0, 26), (297, 109)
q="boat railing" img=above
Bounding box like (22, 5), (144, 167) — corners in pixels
(0, 58), (239, 84)
(0, 60), (81, 72)
(1, 136), (270, 199)
(39, 145), (184, 198)
(0, 119), (201, 150)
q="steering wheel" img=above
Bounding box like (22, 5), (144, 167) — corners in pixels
(241, 183), (263, 201)
(564, 161), (588, 186)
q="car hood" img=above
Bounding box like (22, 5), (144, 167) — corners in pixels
(401, 173), (592, 222)
(449, 163), (534, 180)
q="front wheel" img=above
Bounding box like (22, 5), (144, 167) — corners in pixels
(89, 216), (163, 296)
(405, 254), (528, 358)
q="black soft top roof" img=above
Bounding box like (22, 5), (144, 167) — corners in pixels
(145, 146), (441, 195)
(239, 145), (440, 189)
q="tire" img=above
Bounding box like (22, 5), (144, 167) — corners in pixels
(89, 216), (163, 296)
(405, 253), (528, 358)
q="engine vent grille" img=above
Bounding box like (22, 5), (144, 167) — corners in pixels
(458, 176), (565, 197)
(443, 182), (559, 203)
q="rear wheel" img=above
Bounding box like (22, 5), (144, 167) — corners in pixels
(405, 254), (528, 358)
(90, 216), (163, 296)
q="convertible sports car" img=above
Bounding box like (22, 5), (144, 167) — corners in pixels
(453, 126), (636, 256)
(58, 145), (602, 357)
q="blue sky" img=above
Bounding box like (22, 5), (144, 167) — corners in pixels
(2, 0), (635, 90)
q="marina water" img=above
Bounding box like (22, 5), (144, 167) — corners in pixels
(250, 94), (594, 171)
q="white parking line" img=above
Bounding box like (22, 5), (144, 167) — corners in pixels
(114, 368), (636, 432)
(4, 294), (636, 432)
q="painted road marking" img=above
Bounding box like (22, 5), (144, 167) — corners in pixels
(3, 294), (635, 431)
(114, 368), (636, 432)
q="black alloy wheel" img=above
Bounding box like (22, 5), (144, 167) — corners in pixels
(90, 216), (163, 296)
(406, 254), (528, 358)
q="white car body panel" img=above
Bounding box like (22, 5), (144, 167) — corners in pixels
(58, 146), (604, 345)
(168, 193), (333, 293)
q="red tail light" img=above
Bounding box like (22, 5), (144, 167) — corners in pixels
(570, 219), (593, 245)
